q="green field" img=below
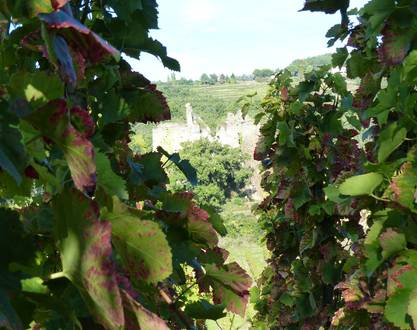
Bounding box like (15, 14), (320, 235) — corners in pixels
(158, 81), (269, 129)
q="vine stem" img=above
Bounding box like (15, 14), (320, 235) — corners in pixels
(370, 194), (389, 202)
(159, 288), (195, 330)
(48, 271), (66, 280)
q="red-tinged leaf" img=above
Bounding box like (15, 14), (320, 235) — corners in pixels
(379, 228), (407, 260)
(39, 10), (120, 63)
(212, 283), (249, 317)
(53, 189), (124, 329)
(121, 290), (169, 330)
(379, 25), (411, 66)
(204, 263), (252, 316)
(106, 199), (173, 284)
(389, 162), (417, 212)
(51, 0), (70, 10)
(187, 205), (219, 248)
(25, 100), (96, 194)
(70, 106), (95, 138)
(52, 35), (77, 87)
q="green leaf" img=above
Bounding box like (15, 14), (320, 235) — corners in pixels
(184, 300), (226, 320)
(121, 290), (169, 330)
(96, 152), (128, 200)
(201, 204), (228, 237)
(301, 0), (349, 14)
(379, 228), (407, 260)
(324, 184), (346, 203)
(24, 100), (96, 194)
(332, 47), (349, 68)
(384, 288), (412, 329)
(21, 277), (49, 294)
(0, 115), (26, 184)
(106, 200), (173, 284)
(10, 0), (53, 18)
(403, 50), (417, 83)
(339, 173), (383, 196)
(9, 72), (64, 108)
(377, 123), (407, 163)
(408, 290), (417, 329)
(157, 147), (197, 185)
(53, 189), (124, 329)
(389, 162), (417, 212)
(187, 206), (219, 248)
(205, 263), (252, 316)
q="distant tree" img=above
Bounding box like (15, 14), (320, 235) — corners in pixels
(253, 68), (274, 79)
(230, 73), (237, 84)
(219, 73), (226, 84)
(209, 73), (218, 84)
(200, 73), (210, 84)
(168, 140), (251, 211)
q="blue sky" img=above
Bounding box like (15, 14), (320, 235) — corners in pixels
(127, 0), (367, 81)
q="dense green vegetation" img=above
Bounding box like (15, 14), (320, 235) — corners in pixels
(158, 80), (268, 129)
(253, 1), (417, 329)
(0, 1), (253, 329)
(168, 140), (251, 211)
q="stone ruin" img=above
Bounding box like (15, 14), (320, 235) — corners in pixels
(152, 103), (263, 200)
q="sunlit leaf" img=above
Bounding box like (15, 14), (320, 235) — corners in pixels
(53, 189), (125, 329)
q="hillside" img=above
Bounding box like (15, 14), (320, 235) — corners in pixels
(157, 81), (269, 129)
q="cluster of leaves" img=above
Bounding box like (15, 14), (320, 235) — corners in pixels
(252, 0), (417, 328)
(0, 1), (251, 329)
(167, 139), (251, 212)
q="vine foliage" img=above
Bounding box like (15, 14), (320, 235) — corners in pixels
(253, 0), (417, 328)
(0, 1), (251, 329)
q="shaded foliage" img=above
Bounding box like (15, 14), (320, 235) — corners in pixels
(253, 1), (417, 329)
(0, 1), (251, 329)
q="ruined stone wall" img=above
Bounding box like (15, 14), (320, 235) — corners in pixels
(152, 104), (264, 200)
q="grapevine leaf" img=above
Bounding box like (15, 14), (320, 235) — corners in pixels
(205, 263), (252, 316)
(130, 153), (168, 187)
(142, 37), (181, 71)
(384, 288), (412, 329)
(9, 71), (64, 108)
(389, 162), (417, 212)
(377, 123), (407, 163)
(53, 189), (125, 329)
(184, 300), (226, 320)
(24, 100), (96, 194)
(332, 47), (349, 68)
(52, 35), (77, 87)
(339, 172), (383, 196)
(403, 50), (417, 83)
(106, 201), (173, 284)
(301, 0), (349, 14)
(96, 152), (128, 200)
(39, 10), (120, 63)
(10, 0), (53, 18)
(408, 290), (417, 329)
(121, 290), (169, 330)
(379, 228), (406, 260)
(201, 204), (228, 236)
(379, 25), (411, 66)
(0, 289), (22, 330)
(187, 205), (219, 248)
(0, 114), (26, 184)
(51, 0), (70, 10)
(157, 147), (197, 185)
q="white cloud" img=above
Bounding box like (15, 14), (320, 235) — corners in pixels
(183, 0), (218, 23)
